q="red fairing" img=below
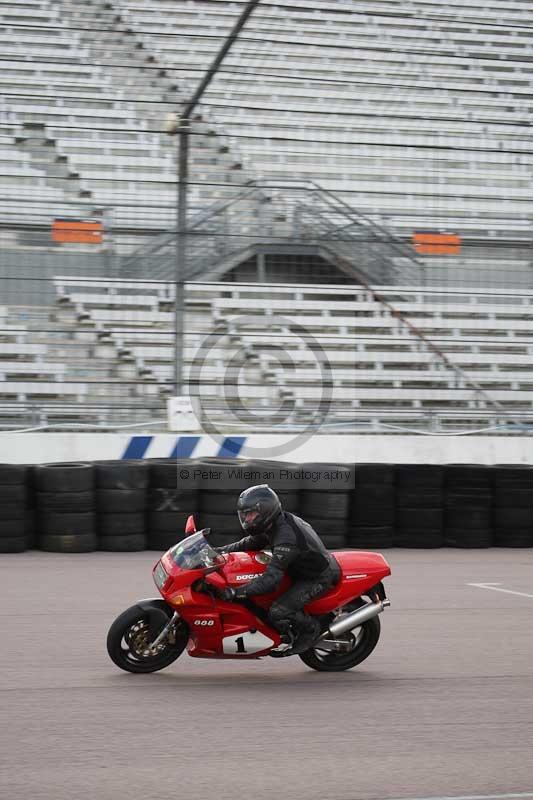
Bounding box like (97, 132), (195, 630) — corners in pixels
(219, 552), (291, 607)
(212, 550), (390, 613)
(306, 551), (391, 614)
(156, 549), (282, 658)
(153, 533), (390, 660)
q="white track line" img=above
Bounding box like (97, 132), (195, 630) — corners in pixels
(467, 582), (533, 599)
(382, 793), (533, 800)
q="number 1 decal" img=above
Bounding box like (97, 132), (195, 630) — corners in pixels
(222, 631), (275, 654)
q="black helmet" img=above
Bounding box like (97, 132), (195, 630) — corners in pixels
(237, 484), (282, 534)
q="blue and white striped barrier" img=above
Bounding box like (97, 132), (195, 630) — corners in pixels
(121, 435), (247, 460)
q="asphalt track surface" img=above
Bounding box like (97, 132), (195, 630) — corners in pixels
(1, 549), (533, 800)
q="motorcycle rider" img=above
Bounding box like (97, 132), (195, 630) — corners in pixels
(216, 484), (341, 656)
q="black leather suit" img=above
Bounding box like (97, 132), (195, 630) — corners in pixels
(221, 511), (341, 638)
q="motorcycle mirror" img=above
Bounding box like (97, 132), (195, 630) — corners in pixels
(185, 514), (196, 534)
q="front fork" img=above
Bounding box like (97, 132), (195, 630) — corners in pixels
(148, 611), (180, 650)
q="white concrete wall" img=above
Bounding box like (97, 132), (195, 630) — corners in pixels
(1, 432), (533, 464)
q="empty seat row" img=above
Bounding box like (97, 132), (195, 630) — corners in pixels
(3, 0), (532, 279)
(5, 2), (531, 253)
(45, 277), (533, 418)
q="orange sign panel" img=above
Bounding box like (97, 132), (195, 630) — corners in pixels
(413, 232), (461, 255)
(52, 220), (103, 244)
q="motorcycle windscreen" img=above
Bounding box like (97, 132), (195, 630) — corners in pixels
(169, 531), (224, 570)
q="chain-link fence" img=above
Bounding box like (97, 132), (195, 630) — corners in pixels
(2, 0), (533, 433)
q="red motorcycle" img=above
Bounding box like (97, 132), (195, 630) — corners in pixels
(107, 517), (391, 673)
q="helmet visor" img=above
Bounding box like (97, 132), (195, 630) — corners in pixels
(238, 508), (260, 530)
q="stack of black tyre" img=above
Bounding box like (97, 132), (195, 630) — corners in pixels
(35, 462), (97, 552)
(8, 458), (533, 554)
(147, 459), (200, 551)
(0, 463), (32, 553)
(394, 464), (444, 548)
(443, 464), (493, 548)
(347, 464), (395, 549)
(95, 460), (148, 551)
(299, 462), (353, 549)
(24, 472), (37, 549)
(492, 465), (533, 547)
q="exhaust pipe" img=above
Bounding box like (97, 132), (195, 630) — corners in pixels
(324, 599), (390, 639)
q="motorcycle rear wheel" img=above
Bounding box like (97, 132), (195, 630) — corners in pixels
(107, 605), (189, 673)
(299, 603), (381, 672)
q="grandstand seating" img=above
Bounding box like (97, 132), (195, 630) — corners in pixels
(2, 0), (533, 429)
(38, 277), (533, 430)
(2, 0), (532, 263)
(0, 0), (242, 235)
(0, 296), (169, 422)
(4, 273), (533, 428)
(105, 0), (533, 239)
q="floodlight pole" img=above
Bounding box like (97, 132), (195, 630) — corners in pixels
(175, 119), (189, 398)
(174, 0), (262, 396)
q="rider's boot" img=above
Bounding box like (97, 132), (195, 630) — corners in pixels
(270, 616), (321, 657)
(286, 618), (321, 655)
(269, 619), (296, 656)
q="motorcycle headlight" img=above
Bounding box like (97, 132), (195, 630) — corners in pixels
(153, 560), (170, 591)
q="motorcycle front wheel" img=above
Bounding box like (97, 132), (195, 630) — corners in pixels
(299, 602), (381, 672)
(107, 605), (189, 674)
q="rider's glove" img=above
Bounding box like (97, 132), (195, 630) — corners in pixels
(217, 585), (249, 601)
(218, 587), (237, 601)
